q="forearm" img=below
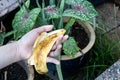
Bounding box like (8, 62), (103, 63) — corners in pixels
(0, 41), (20, 69)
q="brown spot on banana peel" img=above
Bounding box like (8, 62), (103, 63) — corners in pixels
(33, 32), (47, 49)
(28, 29), (66, 74)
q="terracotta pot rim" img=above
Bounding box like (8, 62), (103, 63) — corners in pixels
(61, 21), (96, 60)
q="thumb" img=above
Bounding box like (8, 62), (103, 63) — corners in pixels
(33, 25), (53, 34)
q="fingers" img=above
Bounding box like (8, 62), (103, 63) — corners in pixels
(33, 25), (53, 34)
(62, 35), (69, 42)
(52, 35), (63, 50)
(50, 44), (62, 57)
(47, 35), (68, 64)
(52, 35), (68, 50)
(47, 57), (60, 64)
(21, 25), (53, 40)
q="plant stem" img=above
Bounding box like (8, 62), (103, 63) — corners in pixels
(64, 18), (75, 34)
(58, 17), (63, 29)
(56, 54), (63, 80)
(17, 0), (22, 9)
(52, 19), (56, 30)
(57, 0), (65, 29)
(60, 0), (65, 12)
(41, 0), (47, 24)
(42, 0), (45, 19)
(36, 0), (41, 8)
(4, 31), (17, 38)
(22, 0), (30, 13)
(50, 0), (55, 5)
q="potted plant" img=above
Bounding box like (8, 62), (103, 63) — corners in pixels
(5, 0), (98, 79)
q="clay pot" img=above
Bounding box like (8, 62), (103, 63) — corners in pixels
(47, 18), (96, 79)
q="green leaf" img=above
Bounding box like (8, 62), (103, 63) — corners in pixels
(44, 5), (60, 20)
(63, 37), (79, 57)
(60, 0), (65, 12)
(20, 0), (30, 11)
(63, 0), (98, 21)
(65, 0), (84, 5)
(12, 0), (41, 40)
(49, 0), (55, 5)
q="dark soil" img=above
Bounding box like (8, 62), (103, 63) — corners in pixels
(70, 22), (89, 49)
(34, 71), (52, 80)
(0, 63), (27, 80)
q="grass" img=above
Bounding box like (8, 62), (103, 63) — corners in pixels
(81, 27), (120, 80)
(80, 4), (120, 80)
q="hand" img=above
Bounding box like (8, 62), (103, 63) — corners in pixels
(47, 34), (68, 64)
(17, 25), (68, 64)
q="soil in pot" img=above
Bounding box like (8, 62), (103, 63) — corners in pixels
(0, 63), (27, 80)
(69, 22), (89, 50)
(47, 22), (90, 79)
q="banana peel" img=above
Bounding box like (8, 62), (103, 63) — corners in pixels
(28, 29), (66, 74)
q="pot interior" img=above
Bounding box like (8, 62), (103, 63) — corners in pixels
(62, 18), (95, 60)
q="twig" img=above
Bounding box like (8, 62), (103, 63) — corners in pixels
(17, 60), (34, 80)
(102, 24), (120, 35)
(4, 71), (7, 80)
(0, 21), (6, 33)
(79, 50), (85, 64)
(27, 65), (34, 80)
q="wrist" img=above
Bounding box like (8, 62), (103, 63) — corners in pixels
(13, 41), (22, 61)
(15, 40), (24, 61)
(17, 40), (31, 60)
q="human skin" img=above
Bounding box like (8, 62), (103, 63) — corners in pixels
(0, 25), (68, 69)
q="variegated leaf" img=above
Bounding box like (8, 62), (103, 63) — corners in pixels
(44, 5), (60, 20)
(12, 0), (41, 40)
(63, 0), (98, 21)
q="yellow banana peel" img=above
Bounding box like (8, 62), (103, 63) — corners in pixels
(28, 29), (66, 74)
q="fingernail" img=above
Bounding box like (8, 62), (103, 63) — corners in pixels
(58, 45), (62, 49)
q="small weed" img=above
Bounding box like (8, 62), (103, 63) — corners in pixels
(82, 30), (120, 80)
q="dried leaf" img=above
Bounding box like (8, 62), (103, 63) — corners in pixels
(0, 22), (6, 46)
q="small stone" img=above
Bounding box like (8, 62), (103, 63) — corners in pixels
(116, 68), (120, 74)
